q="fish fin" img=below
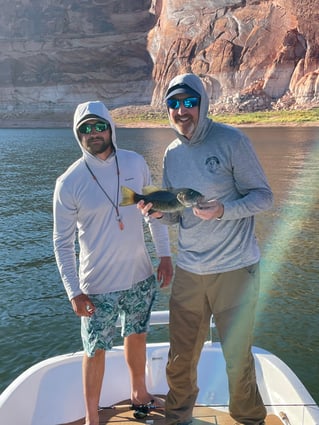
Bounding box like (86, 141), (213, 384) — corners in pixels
(142, 185), (162, 195)
(120, 186), (136, 206)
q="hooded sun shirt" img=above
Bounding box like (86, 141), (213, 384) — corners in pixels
(162, 74), (273, 274)
(53, 101), (171, 300)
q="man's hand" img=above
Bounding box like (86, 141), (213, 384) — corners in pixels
(71, 293), (96, 317)
(137, 200), (163, 219)
(157, 256), (174, 288)
(193, 199), (224, 221)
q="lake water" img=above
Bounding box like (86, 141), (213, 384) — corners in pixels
(0, 126), (318, 403)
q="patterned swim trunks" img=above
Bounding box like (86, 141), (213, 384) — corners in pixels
(81, 275), (157, 356)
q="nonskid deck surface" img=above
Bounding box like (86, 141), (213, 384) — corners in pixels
(61, 399), (284, 425)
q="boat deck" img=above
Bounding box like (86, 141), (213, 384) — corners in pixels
(61, 399), (284, 425)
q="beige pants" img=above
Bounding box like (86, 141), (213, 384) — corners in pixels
(165, 264), (267, 425)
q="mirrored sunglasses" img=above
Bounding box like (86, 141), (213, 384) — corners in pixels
(78, 121), (110, 134)
(166, 97), (200, 110)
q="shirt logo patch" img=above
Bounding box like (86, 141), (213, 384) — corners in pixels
(205, 156), (220, 173)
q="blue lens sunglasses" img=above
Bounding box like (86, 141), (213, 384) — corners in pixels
(78, 121), (110, 134)
(166, 97), (200, 110)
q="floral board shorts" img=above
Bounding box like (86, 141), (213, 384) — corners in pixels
(81, 275), (157, 357)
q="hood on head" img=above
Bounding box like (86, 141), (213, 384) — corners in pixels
(164, 73), (211, 145)
(73, 100), (117, 153)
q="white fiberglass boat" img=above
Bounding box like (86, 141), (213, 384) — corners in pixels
(0, 311), (318, 425)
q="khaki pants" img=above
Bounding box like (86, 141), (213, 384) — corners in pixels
(165, 265), (267, 425)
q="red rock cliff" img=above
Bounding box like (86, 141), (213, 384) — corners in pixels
(149, 0), (319, 111)
(0, 0), (318, 125)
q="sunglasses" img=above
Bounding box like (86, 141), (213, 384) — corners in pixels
(78, 121), (110, 134)
(166, 97), (200, 110)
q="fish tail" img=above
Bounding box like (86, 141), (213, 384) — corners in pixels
(120, 186), (137, 206)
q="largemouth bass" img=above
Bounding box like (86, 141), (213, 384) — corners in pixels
(120, 185), (204, 213)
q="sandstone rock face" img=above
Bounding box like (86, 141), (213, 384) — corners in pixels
(0, 0), (156, 125)
(149, 0), (319, 111)
(0, 0), (318, 125)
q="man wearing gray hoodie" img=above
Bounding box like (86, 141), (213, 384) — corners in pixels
(139, 74), (273, 425)
(53, 101), (173, 425)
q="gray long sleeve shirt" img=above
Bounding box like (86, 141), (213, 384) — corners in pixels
(161, 73), (273, 274)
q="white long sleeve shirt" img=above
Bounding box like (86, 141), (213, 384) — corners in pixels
(53, 101), (171, 300)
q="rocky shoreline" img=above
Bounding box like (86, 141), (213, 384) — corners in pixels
(1, 105), (318, 129)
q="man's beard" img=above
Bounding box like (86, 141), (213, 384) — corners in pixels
(87, 138), (112, 155)
(175, 120), (195, 140)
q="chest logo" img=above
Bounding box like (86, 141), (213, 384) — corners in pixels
(205, 156), (220, 173)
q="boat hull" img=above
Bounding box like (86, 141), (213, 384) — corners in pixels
(0, 341), (318, 425)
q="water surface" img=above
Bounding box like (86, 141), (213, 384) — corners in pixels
(0, 126), (318, 403)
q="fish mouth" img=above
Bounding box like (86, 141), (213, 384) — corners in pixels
(177, 192), (205, 207)
(196, 195), (206, 205)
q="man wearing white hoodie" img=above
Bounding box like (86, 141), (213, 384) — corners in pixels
(53, 101), (173, 425)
